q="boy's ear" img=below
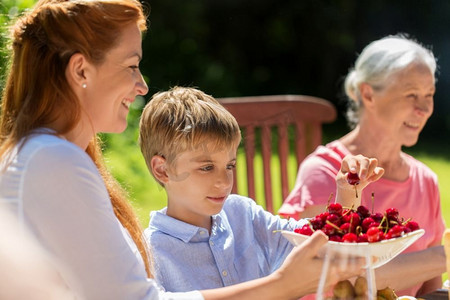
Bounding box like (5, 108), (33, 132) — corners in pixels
(151, 155), (169, 184)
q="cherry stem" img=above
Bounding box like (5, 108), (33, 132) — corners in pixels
(401, 217), (411, 226)
(356, 226), (362, 236)
(325, 220), (342, 233)
(341, 207), (351, 217)
(341, 203), (355, 215)
(380, 215), (389, 234)
(371, 192), (375, 214)
(326, 192), (334, 209)
(306, 220), (316, 232)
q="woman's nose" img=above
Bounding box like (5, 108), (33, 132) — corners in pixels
(136, 73), (149, 96)
(415, 98), (433, 116)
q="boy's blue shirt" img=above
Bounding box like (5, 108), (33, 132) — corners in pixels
(145, 194), (307, 292)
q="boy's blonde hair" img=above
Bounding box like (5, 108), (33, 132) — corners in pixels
(139, 86), (241, 184)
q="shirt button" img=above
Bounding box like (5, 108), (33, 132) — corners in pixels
(222, 270), (228, 276)
(209, 241), (214, 246)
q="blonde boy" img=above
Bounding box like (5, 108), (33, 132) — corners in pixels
(139, 86), (312, 292)
(138, 86), (380, 293)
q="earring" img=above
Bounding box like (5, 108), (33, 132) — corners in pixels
(82, 83), (87, 89)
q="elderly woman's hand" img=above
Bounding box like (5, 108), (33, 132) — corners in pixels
(335, 154), (384, 206)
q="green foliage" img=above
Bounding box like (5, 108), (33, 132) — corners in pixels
(405, 147), (450, 229)
(102, 97), (167, 227)
(0, 0), (36, 91)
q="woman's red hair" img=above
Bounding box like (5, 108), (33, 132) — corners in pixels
(0, 0), (152, 277)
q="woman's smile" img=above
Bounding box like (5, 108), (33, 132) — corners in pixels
(122, 98), (134, 110)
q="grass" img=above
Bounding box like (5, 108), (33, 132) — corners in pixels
(406, 153), (450, 227)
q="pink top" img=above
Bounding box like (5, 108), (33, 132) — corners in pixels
(278, 140), (445, 297)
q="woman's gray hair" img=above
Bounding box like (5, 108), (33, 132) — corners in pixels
(344, 34), (437, 128)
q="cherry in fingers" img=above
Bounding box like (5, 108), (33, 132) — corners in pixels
(347, 172), (360, 198)
(347, 172), (360, 185)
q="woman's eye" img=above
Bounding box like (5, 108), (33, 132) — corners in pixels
(407, 93), (418, 100)
(129, 65), (139, 71)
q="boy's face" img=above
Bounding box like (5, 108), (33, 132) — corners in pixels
(164, 141), (238, 230)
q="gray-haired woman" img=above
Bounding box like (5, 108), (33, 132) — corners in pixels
(279, 34), (445, 297)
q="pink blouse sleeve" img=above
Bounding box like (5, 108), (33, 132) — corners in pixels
(428, 173), (446, 246)
(278, 155), (340, 219)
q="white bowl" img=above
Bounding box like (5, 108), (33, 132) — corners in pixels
(281, 229), (425, 268)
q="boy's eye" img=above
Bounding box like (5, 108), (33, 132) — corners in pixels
(227, 163), (236, 170)
(200, 165), (213, 171)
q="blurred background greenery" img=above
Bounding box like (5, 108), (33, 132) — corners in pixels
(1, 0), (450, 227)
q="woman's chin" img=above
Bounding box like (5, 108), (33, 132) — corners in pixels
(403, 139), (419, 148)
(107, 123), (128, 134)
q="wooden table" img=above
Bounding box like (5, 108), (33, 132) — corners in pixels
(418, 289), (448, 300)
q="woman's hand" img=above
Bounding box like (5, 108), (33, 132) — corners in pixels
(335, 154), (384, 207)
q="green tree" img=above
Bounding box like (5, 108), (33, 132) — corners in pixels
(0, 0), (36, 91)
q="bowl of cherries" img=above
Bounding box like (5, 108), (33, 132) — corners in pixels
(281, 202), (424, 268)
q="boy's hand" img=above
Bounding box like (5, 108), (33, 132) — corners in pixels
(274, 231), (364, 298)
(335, 154), (384, 206)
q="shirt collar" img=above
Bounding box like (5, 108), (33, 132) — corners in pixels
(149, 208), (225, 243)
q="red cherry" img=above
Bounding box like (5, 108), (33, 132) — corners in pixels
(405, 221), (420, 232)
(357, 234), (368, 243)
(309, 217), (324, 230)
(342, 233), (358, 243)
(318, 212), (330, 222)
(295, 224), (314, 236)
(289, 199), (420, 244)
(386, 208), (399, 220)
(349, 212), (361, 226)
(357, 205), (370, 218)
(347, 172), (360, 185)
(321, 224), (338, 236)
(326, 214), (341, 226)
(361, 217), (375, 232)
(340, 222), (351, 234)
(370, 212), (383, 223)
(327, 203), (343, 215)
(368, 221), (380, 229)
(367, 227), (383, 243)
(341, 214), (351, 223)
(329, 235), (342, 242)
(386, 225), (404, 239)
